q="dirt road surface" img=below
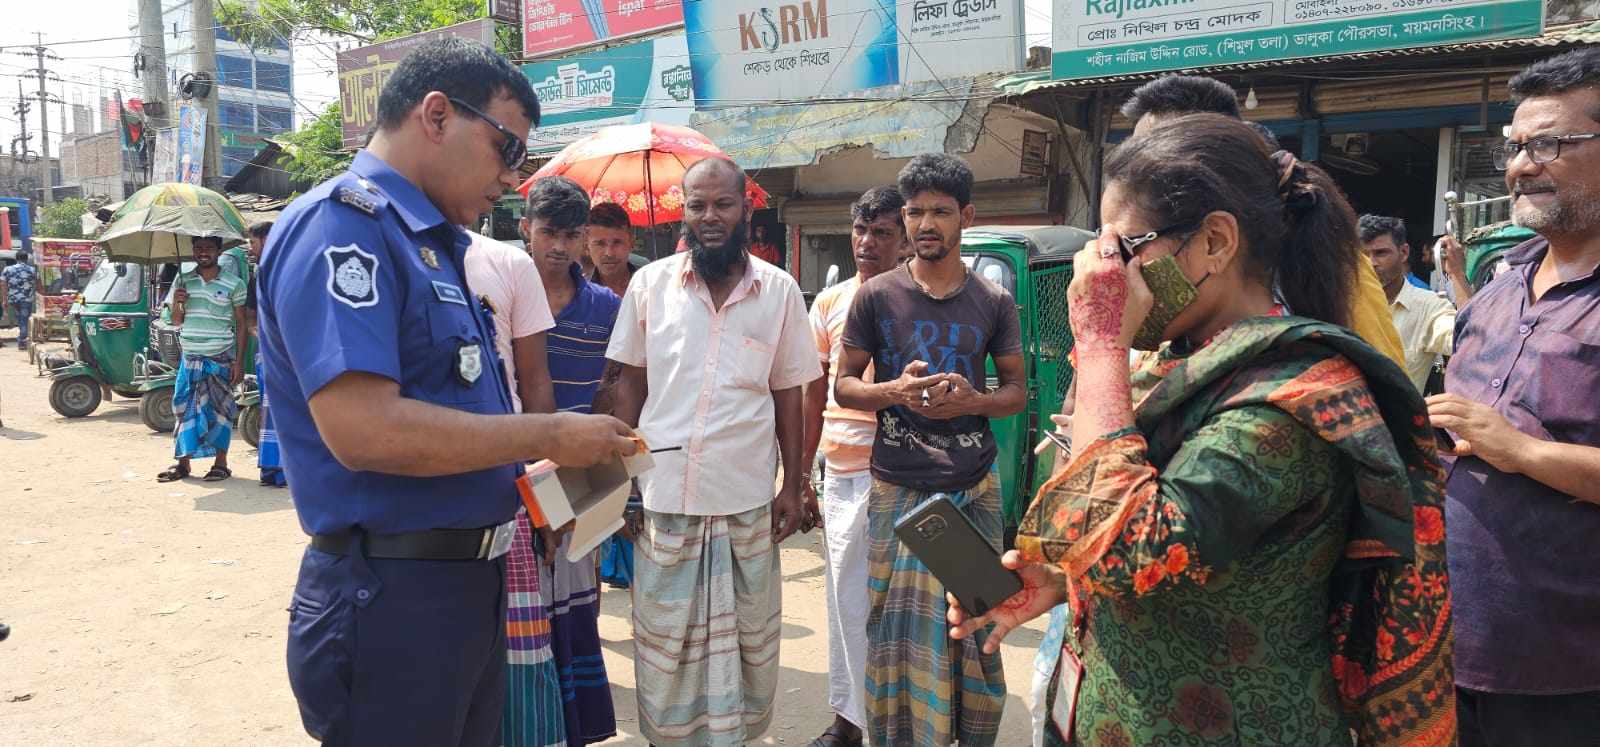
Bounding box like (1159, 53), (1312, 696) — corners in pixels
(0, 333), (1045, 744)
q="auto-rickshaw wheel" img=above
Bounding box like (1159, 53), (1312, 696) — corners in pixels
(238, 405), (261, 448)
(49, 376), (102, 418)
(140, 387), (176, 433)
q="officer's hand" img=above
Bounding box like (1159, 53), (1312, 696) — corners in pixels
(544, 412), (638, 468)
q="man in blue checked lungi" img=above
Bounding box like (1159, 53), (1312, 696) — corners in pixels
(157, 235), (249, 483)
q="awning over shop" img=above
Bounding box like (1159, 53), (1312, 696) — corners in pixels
(690, 79), (996, 171)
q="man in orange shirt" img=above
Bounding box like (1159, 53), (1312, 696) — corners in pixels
(801, 185), (912, 747)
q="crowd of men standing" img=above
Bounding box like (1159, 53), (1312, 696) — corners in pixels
(239, 32), (1599, 747)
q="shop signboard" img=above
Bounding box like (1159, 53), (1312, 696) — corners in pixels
(337, 19), (499, 149)
(523, 0), (685, 58)
(522, 35), (695, 153)
(683, 0), (1022, 107)
(1052, 0), (1544, 79)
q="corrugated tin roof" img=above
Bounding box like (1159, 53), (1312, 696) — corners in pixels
(1000, 20), (1600, 95)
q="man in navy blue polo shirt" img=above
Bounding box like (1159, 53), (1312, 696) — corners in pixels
(257, 38), (637, 746)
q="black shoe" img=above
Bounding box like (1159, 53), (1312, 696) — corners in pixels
(0, 623), (10, 642)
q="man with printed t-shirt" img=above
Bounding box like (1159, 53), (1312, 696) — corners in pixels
(834, 153), (1027, 747)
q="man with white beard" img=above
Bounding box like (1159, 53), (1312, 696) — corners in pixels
(1426, 47), (1600, 745)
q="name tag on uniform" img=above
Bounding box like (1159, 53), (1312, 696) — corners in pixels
(432, 281), (468, 306)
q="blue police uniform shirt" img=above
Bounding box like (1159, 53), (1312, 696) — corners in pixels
(258, 150), (520, 536)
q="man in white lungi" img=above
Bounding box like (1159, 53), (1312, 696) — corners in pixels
(605, 157), (821, 746)
(801, 185), (912, 747)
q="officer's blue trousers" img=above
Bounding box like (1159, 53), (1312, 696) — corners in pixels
(286, 540), (507, 746)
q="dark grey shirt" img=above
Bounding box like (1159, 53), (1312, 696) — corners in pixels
(1443, 235), (1600, 694)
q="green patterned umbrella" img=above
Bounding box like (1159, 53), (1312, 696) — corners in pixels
(98, 182), (250, 262)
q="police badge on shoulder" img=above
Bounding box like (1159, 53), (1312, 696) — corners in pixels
(324, 244), (380, 309)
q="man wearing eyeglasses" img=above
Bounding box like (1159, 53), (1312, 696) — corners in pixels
(1426, 48), (1600, 746)
(258, 38), (638, 746)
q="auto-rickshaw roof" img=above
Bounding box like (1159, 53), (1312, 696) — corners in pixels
(962, 226), (1096, 265)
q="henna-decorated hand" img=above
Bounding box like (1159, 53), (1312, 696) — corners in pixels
(1068, 232), (1152, 353)
(947, 550), (1069, 654)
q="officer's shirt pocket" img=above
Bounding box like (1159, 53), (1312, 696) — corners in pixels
(423, 300), (490, 406)
(721, 335), (776, 391)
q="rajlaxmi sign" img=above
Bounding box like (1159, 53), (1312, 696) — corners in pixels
(1052, 0), (1544, 78)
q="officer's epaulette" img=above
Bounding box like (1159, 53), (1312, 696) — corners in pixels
(332, 175), (389, 217)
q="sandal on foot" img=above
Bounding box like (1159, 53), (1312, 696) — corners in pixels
(808, 725), (863, 747)
(156, 464), (190, 482)
(203, 466), (232, 482)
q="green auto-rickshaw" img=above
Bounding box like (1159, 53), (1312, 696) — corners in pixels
(46, 260), (191, 429)
(960, 226), (1093, 544)
(53, 182), (254, 431)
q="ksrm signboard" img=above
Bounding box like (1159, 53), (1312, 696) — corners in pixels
(1051, 0), (1543, 79)
(685, 0), (1023, 106)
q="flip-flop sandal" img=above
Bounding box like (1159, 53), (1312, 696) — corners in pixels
(156, 465), (190, 482)
(203, 466), (232, 482)
(807, 725), (863, 747)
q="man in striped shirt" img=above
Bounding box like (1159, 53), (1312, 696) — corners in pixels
(157, 236), (249, 482)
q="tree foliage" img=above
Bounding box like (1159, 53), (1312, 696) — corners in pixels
(38, 197), (89, 240)
(217, 0), (489, 46)
(217, 0), (522, 189)
(275, 103), (349, 195)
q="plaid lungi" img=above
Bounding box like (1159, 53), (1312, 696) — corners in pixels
(866, 472), (1006, 747)
(503, 509), (567, 747)
(632, 505), (781, 747)
(173, 352), (236, 460)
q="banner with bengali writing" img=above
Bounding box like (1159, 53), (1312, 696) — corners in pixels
(522, 35), (695, 154)
(684, 0), (1022, 107)
(336, 19), (500, 149)
(522, 0), (685, 58)
(1052, 0), (1544, 79)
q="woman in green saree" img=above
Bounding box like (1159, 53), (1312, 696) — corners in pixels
(949, 115), (1455, 746)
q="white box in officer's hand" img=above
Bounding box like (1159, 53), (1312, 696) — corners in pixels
(518, 447), (654, 563)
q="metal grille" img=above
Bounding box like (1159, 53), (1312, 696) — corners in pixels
(1033, 267), (1075, 398)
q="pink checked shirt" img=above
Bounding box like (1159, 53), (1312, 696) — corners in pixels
(606, 253), (822, 516)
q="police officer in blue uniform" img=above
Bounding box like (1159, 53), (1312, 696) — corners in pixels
(257, 38), (637, 746)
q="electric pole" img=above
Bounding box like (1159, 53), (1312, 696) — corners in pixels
(192, 0), (223, 189)
(136, 0), (170, 131)
(13, 33), (61, 204)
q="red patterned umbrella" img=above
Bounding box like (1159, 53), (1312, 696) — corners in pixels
(517, 122), (768, 228)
